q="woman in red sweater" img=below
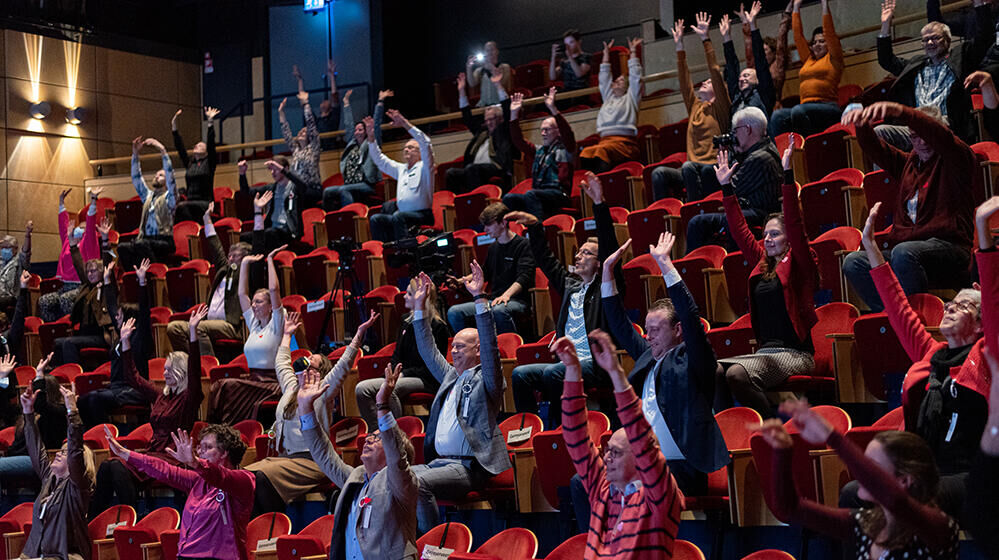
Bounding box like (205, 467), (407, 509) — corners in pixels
(715, 135), (818, 417)
(758, 399), (959, 559)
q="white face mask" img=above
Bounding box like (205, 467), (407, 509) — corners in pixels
(73, 226), (85, 240)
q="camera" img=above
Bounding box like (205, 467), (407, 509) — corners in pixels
(712, 133), (737, 150)
(328, 236), (361, 267)
(383, 232), (458, 284)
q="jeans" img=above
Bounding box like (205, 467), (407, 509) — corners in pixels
(117, 235), (176, 269)
(685, 209), (766, 253)
(511, 358), (600, 428)
(445, 164), (506, 194)
(369, 200), (434, 242)
(354, 376), (429, 429)
(502, 189), (569, 221)
(412, 458), (487, 534)
(0, 456), (34, 490)
(768, 101), (843, 138)
(651, 161), (722, 202)
(842, 239), (971, 312)
(446, 299), (528, 334)
(322, 183), (376, 211)
(167, 319), (240, 357)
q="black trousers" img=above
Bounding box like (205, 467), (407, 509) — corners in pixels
(53, 334), (107, 366)
(118, 235), (175, 269)
(445, 164), (505, 194)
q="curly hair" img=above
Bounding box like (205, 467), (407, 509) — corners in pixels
(200, 424), (247, 466)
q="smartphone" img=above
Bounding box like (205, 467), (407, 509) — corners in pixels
(475, 52), (485, 62)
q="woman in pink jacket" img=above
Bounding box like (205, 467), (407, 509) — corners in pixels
(37, 187), (102, 321)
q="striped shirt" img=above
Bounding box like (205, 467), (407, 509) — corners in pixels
(562, 381), (682, 559)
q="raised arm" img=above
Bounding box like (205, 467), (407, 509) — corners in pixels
(373, 90), (389, 146)
(780, 140), (818, 284)
(58, 190), (71, 242)
(278, 97), (294, 145)
(626, 39), (644, 105)
(21, 385), (51, 479)
(126, 448), (199, 492)
(704, 39), (731, 124)
(718, 150), (765, 262)
(773, 3), (792, 96)
(721, 18), (742, 101)
(205, 107), (219, 167)
(508, 93), (536, 155)
(555, 338), (606, 502)
(599, 240), (649, 360)
(266, 244), (285, 311)
(58, 387), (92, 492)
(791, 2), (810, 62)
(339, 90), (356, 133)
(81, 189), (101, 260)
(130, 137), (151, 201)
(598, 40), (614, 101)
(297, 371), (354, 487)
(510, 211), (568, 292)
(237, 254), (263, 312)
(821, 0), (844, 70)
(411, 273), (454, 383)
(365, 116), (402, 179)
(673, 20), (695, 112)
(171, 109), (191, 168)
(467, 262), (503, 401)
(319, 312), (375, 398)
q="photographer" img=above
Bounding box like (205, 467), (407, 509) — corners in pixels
(685, 106), (781, 253)
(446, 203), (535, 335)
(652, 14), (731, 202)
(465, 41), (513, 107)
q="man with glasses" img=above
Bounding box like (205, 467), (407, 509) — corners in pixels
(504, 173), (624, 428)
(445, 70), (517, 194)
(876, 0), (993, 146)
(446, 202), (534, 334)
(686, 106), (782, 253)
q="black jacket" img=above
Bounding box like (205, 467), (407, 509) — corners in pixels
(238, 168), (310, 239)
(172, 123), (217, 202)
(461, 97), (518, 180)
(602, 276), (730, 474)
(877, 2), (993, 143)
(723, 29), (777, 117)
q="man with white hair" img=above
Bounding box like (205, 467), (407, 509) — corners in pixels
(876, 0), (993, 146)
(686, 106), (782, 253)
(446, 71), (517, 193)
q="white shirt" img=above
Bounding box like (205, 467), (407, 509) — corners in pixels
(207, 277), (229, 321)
(565, 280), (593, 360)
(368, 126), (434, 213)
(242, 307), (285, 370)
(473, 137), (493, 165)
(434, 369), (475, 458)
(642, 357), (686, 461)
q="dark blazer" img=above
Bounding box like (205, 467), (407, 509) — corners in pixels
(69, 244), (113, 344)
(602, 275), (730, 474)
(723, 29), (777, 117)
(238, 168), (310, 239)
(877, 1), (993, 143)
(204, 232), (244, 328)
(461, 97), (518, 180)
(415, 307), (510, 476)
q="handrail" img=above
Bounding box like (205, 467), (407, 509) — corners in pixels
(88, 0), (968, 168)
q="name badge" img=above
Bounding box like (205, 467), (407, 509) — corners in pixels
(945, 412), (959, 443)
(421, 545), (455, 560)
(361, 503), (373, 529)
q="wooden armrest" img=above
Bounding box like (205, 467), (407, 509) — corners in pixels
(140, 542), (163, 560)
(3, 531), (26, 560)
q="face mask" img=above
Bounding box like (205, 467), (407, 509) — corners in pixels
(73, 226), (85, 239)
(0, 248), (12, 262)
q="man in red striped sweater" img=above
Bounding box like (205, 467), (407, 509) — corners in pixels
(555, 330), (683, 559)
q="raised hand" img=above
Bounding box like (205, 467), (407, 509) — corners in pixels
(510, 92), (524, 118)
(551, 336), (581, 375)
(735, 3), (750, 24)
(204, 106), (220, 120)
(756, 418), (793, 449)
(413, 272), (433, 309)
(107, 426), (130, 460)
(19, 270), (31, 289)
(36, 352), (53, 376)
(714, 149), (739, 185)
(778, 397), (834, 445)
(291, 64), (302, 82)
(189, 303), (209, 331)
(0, 355), (15, 380)
(504, 211), (538, 227)
(59, 384), (77, 413)
(628, 37), (642, 52)
(719, 14), (731, 39)
(749, 0), (763, 23)
(296, 368), (330, 415)
(693, 12), (711, 40)
(672, 19), (686, 48)
(284, 311), (302, 336)
(386, 109), (407, 128)
(457, 72), (467, 92)
(581, 171), (604, 204)
(24, 220), (33, 236)
(166, 429), (195, 466)
(378, 89), (395, 101)
(376, 363), (403, 408)
(355, 310), (380, 338)
(464, 260), (485, 297)
(650, 231), (677, 269)
(119, 317), (137, 345)
(342, 89), (353, 105)
(20, 386), (39, 414)
(278, 97), (288, 114)
(264, 159), (285, 175)
(254, 190), (274, 211)
(134, 258), (151, 285)
(602, 238), (632, 280)
(362, 116), (376, 142)
(881, 0), (895, 24)
(296, 89), (309, 105)
(327, 59), (336, 76)
(587, 330), (625, 386)
(781, 133), (796, 171)
(59, 188), (73, 204)
(143, 137), (166, 153)
(172, 109), (182, 128)
(203, 202), (215, 224)
(96, 216), (112, 238)
(241, 254), (265, 266)
(267, 243), (288, 261)
(544, 86), (558, 113)
(103, 261), (115, 285)
(602, 39), (615, 55)
(237, 160), (248, 175)
(861, 101), (904, 124)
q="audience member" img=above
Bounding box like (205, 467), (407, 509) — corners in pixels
(768, 0), (843, 138)
(0, 354), (66, 484)
(0, 221), (31, 315)
(118, 136), (177, 269)
(237, 159), (310, 251)
(876, 0), (992, 147)
(367, 111), (435, 241)
(321, 88), (387, 211)
(759, 399), (959, 560)
(316, 60), (343, 151)
(0, 271), (31, 427)
(108, 425), (254, 560)
(964, 336), (999, 559)
(245, 311), (375, 516)
(409, 267), (510, 533)
(447, 72), (515, 193)
(555, 331), (682, 559)
(685, 107), (781, 252)
(297, 361), (419, 559)
(167, 203), (250, 356)
(838, 200), (994, 520)
(768, 1), (794, 104)
(549, 29), (592, 97)
(37, 188), (100, 322)
(89, 309), (206, 516)
(466, 41), (513, 107)
(967, 68), (999, 140)
(19, 382), (94, 560)
(505, 174), (623, 427)
(280, 65), (323, 207)
(355, 278), (450, 429)
(209, 247), (286, 424)
(841, 102), (977, 311)
(723, 3), (778, 117)
(503, 87), (576, 220)
(652, 16), (730, 202)
(714, 136), (817, 417)
(171, 106), (220, 223)
(52, 237), (113, 366)
(446, 203), (534, 334)
(579, 38), (644, 174)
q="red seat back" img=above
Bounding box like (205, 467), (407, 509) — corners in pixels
(498, 413), (544, 449)
(853, 313), (913, 400)
(802, 129), (851, 183)
(88, 505), (137, 540)
(416, 522), (473, 557)
(473, 528), (538, 560)
(247, 512), (292, 552)
(810, 302), (860, 377)
(171, 221), (202, 259)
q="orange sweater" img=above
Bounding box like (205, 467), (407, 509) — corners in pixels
(793, 12), (843, 104)
(678, 41), (731, 164)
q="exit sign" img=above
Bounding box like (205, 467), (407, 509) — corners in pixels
(304, 0), (324, 11)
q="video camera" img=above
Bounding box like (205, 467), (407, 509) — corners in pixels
(383, 232), (458, 284)
(712, 133), (737, 150)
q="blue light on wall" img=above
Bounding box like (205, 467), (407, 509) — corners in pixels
(304, 0), (325, 12)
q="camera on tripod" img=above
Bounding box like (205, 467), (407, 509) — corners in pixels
(328, 236), (361, 265)
(383, 232), (458, 284)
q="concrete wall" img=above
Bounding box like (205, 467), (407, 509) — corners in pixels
(1, 29), (202, 264)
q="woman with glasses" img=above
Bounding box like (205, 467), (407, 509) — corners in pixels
(243, 310), (379, 516)
(837, 198), (998, 520)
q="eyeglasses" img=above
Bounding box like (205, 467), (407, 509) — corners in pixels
(603, 447), (625, 460)
(577, 248), (597, 258)
(944, 300), (977, 314)
(921, 35), (946, 45)
(732, 125), (750, 134)
(364, 433), (382, 443)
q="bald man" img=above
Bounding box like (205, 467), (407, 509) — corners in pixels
(408, 265), (510, 534)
